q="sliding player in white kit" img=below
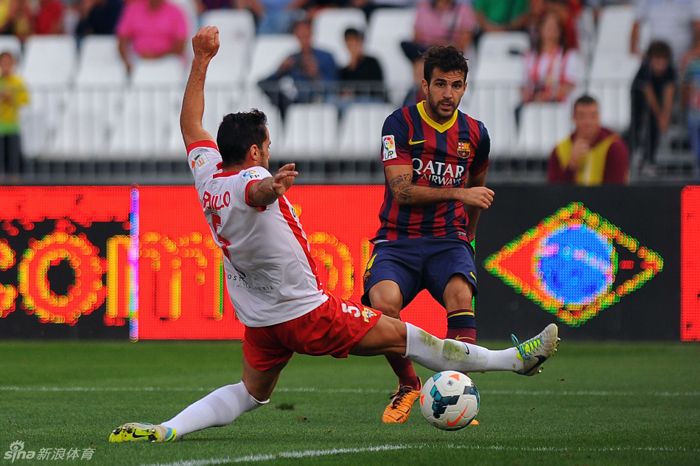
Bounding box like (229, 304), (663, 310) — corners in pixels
(108, 26), (560, 443)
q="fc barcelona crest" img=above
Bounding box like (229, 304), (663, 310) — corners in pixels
(457, 141), (471, 159)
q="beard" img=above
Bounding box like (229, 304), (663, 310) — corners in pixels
(428, 97), (455, 119)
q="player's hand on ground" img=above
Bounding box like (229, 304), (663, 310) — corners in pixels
(271, 163), (298, 196)
(461, 186), (494, 209)
(192, 26), (220, 60)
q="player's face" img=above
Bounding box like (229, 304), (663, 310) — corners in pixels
(422, 68), (466, 123)
(573, 102), (600, 141)
(259, 128), (271, 169)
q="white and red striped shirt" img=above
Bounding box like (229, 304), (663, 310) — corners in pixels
(187, 140), (327, 327)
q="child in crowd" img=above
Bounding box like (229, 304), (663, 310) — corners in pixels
(0, 51), (29, 178)
(629, 41), (676, 177)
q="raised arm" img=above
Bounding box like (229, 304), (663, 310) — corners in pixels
(181, 26), (220, 149)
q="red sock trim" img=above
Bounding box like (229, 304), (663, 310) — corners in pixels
(385, 354), (420, 389)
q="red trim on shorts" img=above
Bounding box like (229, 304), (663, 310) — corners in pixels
(187, 139), (218, 154)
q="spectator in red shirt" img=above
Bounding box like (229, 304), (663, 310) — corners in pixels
(34, 0), (65, 34)
(548, 94), (629, 185)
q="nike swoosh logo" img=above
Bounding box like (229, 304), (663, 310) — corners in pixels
(446, 405), (470, 427)
(455, 336), (474, 342)
(131, 433), (151, 439)
(408, 138), (426, 145)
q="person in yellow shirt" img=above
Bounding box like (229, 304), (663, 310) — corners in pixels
(548, 95), (630, 185)
(0, 51), (29, 176)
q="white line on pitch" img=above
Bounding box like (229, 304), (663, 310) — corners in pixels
(139, 443), (700, 466)
(1, 386), (699, 397)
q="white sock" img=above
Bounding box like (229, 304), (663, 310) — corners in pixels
(161, 382), (266, 438)
(404, 323), (524, 373)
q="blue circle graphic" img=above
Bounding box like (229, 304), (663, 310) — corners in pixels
(535, 224), (615, 306)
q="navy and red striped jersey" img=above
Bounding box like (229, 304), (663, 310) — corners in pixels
(374, 101), (490, 242)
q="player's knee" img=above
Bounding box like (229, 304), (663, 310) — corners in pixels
(444, 276), (474, 308)
(369, 295), (401, 318)
(241, 380), (270, 402)
(368, 282), (403, 317)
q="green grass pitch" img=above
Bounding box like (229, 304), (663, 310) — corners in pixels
(1, 340), (699, 466)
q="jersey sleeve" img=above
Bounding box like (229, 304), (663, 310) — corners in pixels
(187, 140), (223, 193)
(380, 110), (411, 166)
(469, 120), (490, 175)
(231, 166), (272, 211)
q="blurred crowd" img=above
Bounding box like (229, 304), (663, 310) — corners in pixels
(0, 0), (699, 183)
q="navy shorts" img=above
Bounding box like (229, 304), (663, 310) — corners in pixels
(361, 237), (478, 308)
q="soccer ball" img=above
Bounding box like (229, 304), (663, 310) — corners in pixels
(420, 371), (480, 430)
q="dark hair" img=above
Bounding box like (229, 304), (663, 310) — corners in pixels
(646, 40), (672, 62)
(0, 51), (14, 61)
(216, 109), (268, 166)
(344, 27), (363, 41)
(422, 45), (469, 84)
(573, 94), (598, 110)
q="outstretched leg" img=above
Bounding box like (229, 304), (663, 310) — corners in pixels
(351, 315), (559, 376)
(109, 358), (285, 442)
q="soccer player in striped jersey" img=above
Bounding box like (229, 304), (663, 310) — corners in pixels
(108, 27), (558, 443)
(362, 45), (493, 424)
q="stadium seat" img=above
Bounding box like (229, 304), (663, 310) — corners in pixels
(338, 103), (395, 158)
(108, 58), (185, 160)
(75, 35), (127, 87)
(366, 8), (416, 106)
(515, 102), (572, 159)
(109, 87), (183, 160)
(169, 0), (199, 60)
(587, 53), (641, 132)
(201, 9), (257, 84)
(49, 88), (125, 160)
(131, 56), (186, 87)
(281, 103), (338, 160)
(46, 36), (128, 160)
(476, 32), (530, 63)
(21, 35), (77, 86)
(464, 59), (524, 157)
(246, 35), (299, 86)
(312, 8), (367, 68)
(593, 4), (636, 58)
(243, 35), (299, 108)
(20, 35), (78, 158)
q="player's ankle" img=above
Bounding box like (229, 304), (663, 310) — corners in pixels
(400, 376), (421, 390)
